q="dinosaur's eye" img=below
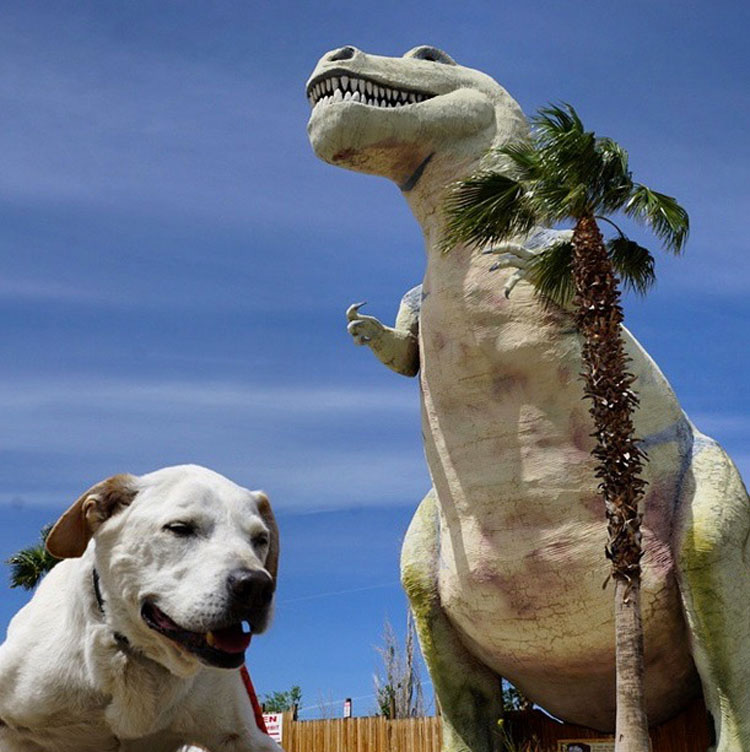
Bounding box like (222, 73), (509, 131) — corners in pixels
(405, 46), (456, 65)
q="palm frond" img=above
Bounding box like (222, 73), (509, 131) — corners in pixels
(527, 240), (575, 308)
(539, 127), (599, 190)
(7, 523), (59, 590)
(593, 137), (633, 212)
(530, 105), (609, 215)
(527, 234), (656, 307)
(607, 237), (656, 296)
(533, 103), (584, 138)
(596, 137), (629, 177)
(497, 142), (543, 182)
(624, 184), (689, 253)
(442, 172), (537, 252)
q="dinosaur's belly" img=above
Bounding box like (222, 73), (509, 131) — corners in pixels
(418, 258), (700, 729)
(435, 511), (700, 729)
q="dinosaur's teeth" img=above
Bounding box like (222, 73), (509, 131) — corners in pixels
(308, 74), (432, 109)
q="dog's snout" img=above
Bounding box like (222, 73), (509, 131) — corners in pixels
(226, 568), (274, 606)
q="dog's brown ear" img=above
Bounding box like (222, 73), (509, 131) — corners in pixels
(46, 474), (138, 559)
(254, 491), (279, 585)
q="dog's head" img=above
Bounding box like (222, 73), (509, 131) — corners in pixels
(46, 465), (279, 675)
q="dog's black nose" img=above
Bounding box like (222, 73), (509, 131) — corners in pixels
(226, 568), (274, 607)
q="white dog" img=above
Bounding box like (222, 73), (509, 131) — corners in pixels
(0, 465), (283, 752)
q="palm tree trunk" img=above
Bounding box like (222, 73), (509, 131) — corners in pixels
(571, 214), (650, 752)
(615, 577), (649, 751)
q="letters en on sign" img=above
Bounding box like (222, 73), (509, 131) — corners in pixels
(262, 714), (283, 743)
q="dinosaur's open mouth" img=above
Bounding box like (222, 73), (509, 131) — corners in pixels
(141, 601), (252, 669)
(307, 69), (435, 109)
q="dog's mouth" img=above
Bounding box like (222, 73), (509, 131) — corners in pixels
(141, 602), (252, 669)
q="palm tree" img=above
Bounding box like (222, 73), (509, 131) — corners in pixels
(7, 524), (59, 590)
(443, 103), (688, 752)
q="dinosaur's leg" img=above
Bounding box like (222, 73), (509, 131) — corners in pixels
(675, 435), (750, 752)
(401, 489), (503, 752)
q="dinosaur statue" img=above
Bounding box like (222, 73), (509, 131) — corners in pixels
(306, 46), (750, 752)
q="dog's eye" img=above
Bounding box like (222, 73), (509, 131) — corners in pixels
(252, 533), (270, 548)
(164, 521), (197, 537)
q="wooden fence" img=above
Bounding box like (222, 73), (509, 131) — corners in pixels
(280, 697), (710, 752)
(282, 715), (440, 752)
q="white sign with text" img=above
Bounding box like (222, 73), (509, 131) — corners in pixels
(262, 714), (283, 743)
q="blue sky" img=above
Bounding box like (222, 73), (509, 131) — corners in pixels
(1, 0), (749, 719)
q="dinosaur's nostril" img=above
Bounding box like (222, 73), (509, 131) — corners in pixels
(328, 45), (357, 62)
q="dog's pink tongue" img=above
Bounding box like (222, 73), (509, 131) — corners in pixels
(212, 624), (252, 654)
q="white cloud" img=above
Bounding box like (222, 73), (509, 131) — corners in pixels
(0, 378), (417, 413)
(0, 376), (428, 511)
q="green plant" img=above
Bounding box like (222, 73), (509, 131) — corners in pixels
(261, 685), (302, 713)
(7, 524), (59, 590)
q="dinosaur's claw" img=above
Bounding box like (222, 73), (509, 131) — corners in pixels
(346, 301), (368, 321)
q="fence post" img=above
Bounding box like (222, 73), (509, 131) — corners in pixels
(281, 711), (293, 751)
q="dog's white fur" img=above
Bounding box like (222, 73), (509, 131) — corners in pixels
(0, 465), (282, 752)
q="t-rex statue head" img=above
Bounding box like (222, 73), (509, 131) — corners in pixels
(306, 45), (528, 192)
